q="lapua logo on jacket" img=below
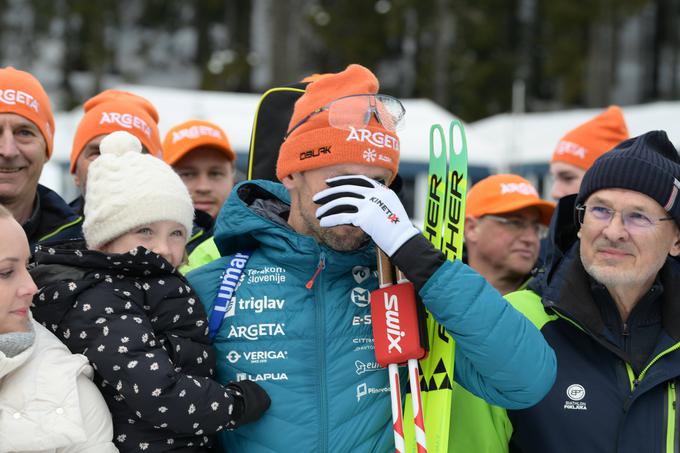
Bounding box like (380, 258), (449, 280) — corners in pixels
(236, 372), (288, 382)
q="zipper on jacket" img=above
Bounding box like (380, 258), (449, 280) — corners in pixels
(312, 252), (328, 452)
(624, 342), (680, 412)
(665, 380), (677, 453)
(306, 254), (326, 289)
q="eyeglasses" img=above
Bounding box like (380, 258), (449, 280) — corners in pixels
(576, 204), (674, 232)
(483, 215), (549, 239)
(284, 94), (406, 140)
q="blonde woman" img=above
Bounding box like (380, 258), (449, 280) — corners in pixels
(0, 205), (117, 452)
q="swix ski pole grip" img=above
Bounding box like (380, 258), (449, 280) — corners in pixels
(371, 251), (427, 367)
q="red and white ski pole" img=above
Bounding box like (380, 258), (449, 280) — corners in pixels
(371, 249), (428, 453)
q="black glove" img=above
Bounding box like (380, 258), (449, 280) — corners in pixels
(227, 379), (271, 426)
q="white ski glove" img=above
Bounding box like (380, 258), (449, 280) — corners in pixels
(313, 175), (419, 257)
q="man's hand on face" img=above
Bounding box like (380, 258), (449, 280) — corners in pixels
(313, 174), (419, 257)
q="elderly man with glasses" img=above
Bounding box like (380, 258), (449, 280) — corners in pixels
(463, 174), (555, 295)
(450, 130), (680, 453)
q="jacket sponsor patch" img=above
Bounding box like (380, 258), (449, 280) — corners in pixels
(246, 267), (286, 285)
(226, 349), (288, 364)
(355, 382), (390, 402)
(236, 372), (288, 382)
(238, 296), (285, 313)
(227, 323), (285, 340)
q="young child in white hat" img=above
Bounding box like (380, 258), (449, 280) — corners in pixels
(30, 131), (270, 453)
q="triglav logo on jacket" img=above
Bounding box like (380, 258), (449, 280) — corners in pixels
(564, 384), (587, 411)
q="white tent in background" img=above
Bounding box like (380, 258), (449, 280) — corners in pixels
(466, 101), (680, 169)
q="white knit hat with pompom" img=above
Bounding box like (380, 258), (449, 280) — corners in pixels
(83, 131), (194, 249)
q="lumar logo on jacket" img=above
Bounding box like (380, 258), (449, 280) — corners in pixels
(99, 111), (152, 138)
(0, 89), (39, 112)
(346, 126), (399, 150)
(300, 145), (331, 160)
(384, 291), (405, 353)
(172, 124), (223, 143)
(227, 323), (286, 340)
(217, 252), (250, 318)
(369, 196), (399, 223)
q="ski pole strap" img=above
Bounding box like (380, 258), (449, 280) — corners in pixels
(208, 251), (252, 340)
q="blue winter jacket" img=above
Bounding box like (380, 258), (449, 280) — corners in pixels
(188, 180), (556, 453)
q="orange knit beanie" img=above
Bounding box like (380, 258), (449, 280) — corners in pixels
(551, 105), (629, 170)
(70, 90), (162, 173)
(0, 67), (54, 157)
(276, 64), (400, 181)
(162, 119), (235, 165)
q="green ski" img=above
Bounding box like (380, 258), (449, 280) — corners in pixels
(404, 120), (469, 453)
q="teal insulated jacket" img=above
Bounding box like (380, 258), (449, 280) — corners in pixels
(188, 180), (556, 453)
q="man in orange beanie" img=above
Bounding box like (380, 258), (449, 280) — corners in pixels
(187, 64), (556, 452)
(69, 89), (163, 214)
(0, 67), (82, 249)
(163, 119), (235, 253)
(549, 105), (629, 200)
(464, 174), (555, 295)
(163, 120), (236, 219)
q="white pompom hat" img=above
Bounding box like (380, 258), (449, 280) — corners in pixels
(83, 131), (194, 249)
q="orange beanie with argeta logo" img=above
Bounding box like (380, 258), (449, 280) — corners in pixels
(0, 67), (55, 158)
(551, 105), (629, 171)
(276, 64), (400, 181)
(162, 120), (235, 165)
(70, 90), (163, 173)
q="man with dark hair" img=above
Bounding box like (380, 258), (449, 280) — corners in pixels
(188, 64), (556, 452)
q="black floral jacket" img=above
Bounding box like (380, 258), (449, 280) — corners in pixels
(30, 240), (243, 453)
